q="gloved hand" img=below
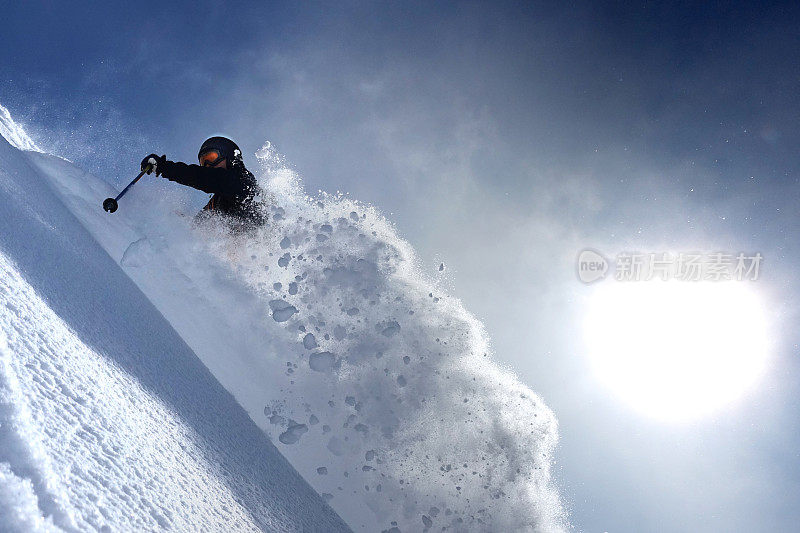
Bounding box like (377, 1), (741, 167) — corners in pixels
(140, 154), (166, 176)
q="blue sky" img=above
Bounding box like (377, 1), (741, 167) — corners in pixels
(3, 1), (799, 531)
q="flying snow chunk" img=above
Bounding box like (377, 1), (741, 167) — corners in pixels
(309, 351), (336, 372)
(334, 325), (346, 340)
(327, 436), (347, 456)
(380, 321), (401, 337)
(303, 333), (318, 349)
(279, 422), (309, 445)
(269, 299), (298, 322)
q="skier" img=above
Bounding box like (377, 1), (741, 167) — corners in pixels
(140, 136), (264, 230)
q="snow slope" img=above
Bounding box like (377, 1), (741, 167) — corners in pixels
(0, 104), (567, 532)
(0, 107), (349, 532)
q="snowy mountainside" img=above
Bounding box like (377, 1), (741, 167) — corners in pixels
(1, 104), (567, 532)
(0, 107), (349, 532)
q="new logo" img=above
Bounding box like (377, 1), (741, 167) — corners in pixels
(577, 249), (608, 283)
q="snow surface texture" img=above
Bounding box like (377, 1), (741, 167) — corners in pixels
(0, 111), (348, 531)
(0, 104), (40, 152)
(1, 104), (566, 531)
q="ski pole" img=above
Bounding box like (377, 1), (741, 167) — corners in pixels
(103, 164), (152, 213)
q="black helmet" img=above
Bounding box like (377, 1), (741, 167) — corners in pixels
(198, 136), (243, 166)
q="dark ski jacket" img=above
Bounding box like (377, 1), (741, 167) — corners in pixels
(159, 160), (265, 229)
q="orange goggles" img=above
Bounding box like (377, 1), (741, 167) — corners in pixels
(199, 149), (225, 167)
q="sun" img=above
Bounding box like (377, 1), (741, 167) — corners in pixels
(583, 280), (770, 421)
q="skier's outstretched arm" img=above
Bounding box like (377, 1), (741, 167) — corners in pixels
(159, 160), (248, 197)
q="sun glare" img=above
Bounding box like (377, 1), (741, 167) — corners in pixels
(583, 280), (770, 421)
